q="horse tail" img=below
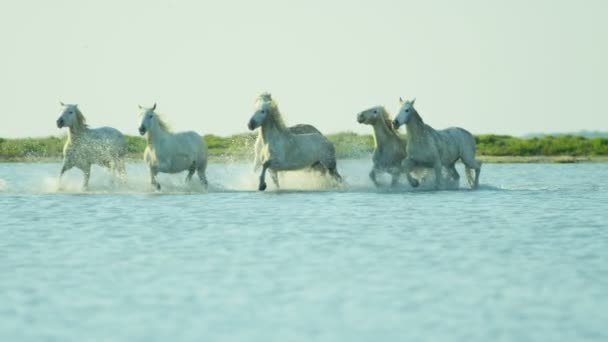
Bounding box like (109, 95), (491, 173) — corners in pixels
(457, 127), (481, 188)
(326, 142), (338, 169)
(330, 166), (343, 183)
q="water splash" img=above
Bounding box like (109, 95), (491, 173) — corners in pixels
(0, 160), (484, 194)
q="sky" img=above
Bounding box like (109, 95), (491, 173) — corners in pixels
(1, 0), (606, 138)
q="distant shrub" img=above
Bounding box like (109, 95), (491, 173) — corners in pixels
(476, 134), (606, 156)
(327, 131), (374, 158)
(0, 136), (64, 160)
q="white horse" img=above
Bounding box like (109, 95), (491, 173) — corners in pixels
(253, 124), (321, 172)
(252, 92), (322, 171)
(56, 102), (127, 189)
(392, 98), (481, 189)
(357, 106), (408, 186)
(138, 103), (208, 191)
(247, 93), (342, 191)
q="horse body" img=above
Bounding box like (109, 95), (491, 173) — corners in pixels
(56, 103), (127, 189)
(64, 127), (126, 168)
(248, 93), (342, 191)
(139, 104), (208, 190)
(357, 106), (407, 186)
(261, 127), (336, 171)
(144, 131), (205, 173)
(253, 124), (321, 172)
(393, 98), (481, 189)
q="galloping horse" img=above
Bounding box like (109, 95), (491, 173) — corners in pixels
(138, 103), (208, 191)
(252, 93), (322, 171)
(56, 102), (127, 189)
(247, 93), (342, 191)
(357, 106), (407, 186)
(392, 98), (481, 189)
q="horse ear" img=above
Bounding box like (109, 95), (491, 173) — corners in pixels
(138, 104), (143, 110)
(60, 101), (65, 106)
(399, 97), (404, 105)
(411, 98), (416, 105)
(152, 103), (157, 110)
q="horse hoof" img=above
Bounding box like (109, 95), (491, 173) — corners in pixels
(259, 183), (267, 191)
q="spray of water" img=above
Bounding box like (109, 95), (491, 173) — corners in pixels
(1, 159), (476, 194)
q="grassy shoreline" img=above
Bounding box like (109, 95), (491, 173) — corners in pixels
(1, 133), (608, 163)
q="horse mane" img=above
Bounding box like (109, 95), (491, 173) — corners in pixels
(379, 107), (400, 137)
(73, 107), (88, 129)
(154, 113), (171, 132)
(257, 93), (287, 130)
(410, 106), (423, 124)
(258, 92), (273, 103)
(140, 109), (171, 132)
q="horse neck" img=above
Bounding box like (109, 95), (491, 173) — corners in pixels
(67, 123), (88, 140)
(405, 110), (426, 138)
(260, 113), (288, 142)
(372, 119), (400, 148)
(146, 120), (170, 146)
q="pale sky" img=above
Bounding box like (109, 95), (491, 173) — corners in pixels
(1, 0), (606, 138)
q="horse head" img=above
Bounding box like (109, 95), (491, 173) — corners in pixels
(138, 103), (157, 135)
(357, 106), (385, 125)
(248, 95), (274, 130)
(393, 97), (416, 129)
(57, 102), (81, 129)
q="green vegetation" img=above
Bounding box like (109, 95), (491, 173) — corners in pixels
(0, 136), (65, 160)
(1, 133), (608, 162)
(475, 134), (608, 156)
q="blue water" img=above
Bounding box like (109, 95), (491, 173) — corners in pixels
(1, 161), (607, 341)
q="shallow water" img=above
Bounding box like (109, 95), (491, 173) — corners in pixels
(1, 161), (607, 341)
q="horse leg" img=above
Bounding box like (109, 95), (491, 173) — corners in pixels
(109, 159), (125, 186)
(117, 160), (127, 183)
(433, 162), (442, 190)
(322, 158), (342, 184)
(447, 164), (460, 182)
(150, 166), (161, 191)
(253, 156), (261, 173)
(185, 161), (196, 182)
(82, 164), (91, 190)
(258, 160), (272, 191)
(58, 160), (73, 189)
(197, 161), (208, 190)
(369, 168), (379, 187)
(402, 159), (419, 187)
(270, 170), (280, 189)
(253, 133), (262, 172)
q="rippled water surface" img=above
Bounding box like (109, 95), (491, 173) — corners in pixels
(1, 161), (607, 341)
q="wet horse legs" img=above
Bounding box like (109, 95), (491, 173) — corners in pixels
(258, 160), (272, 191)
